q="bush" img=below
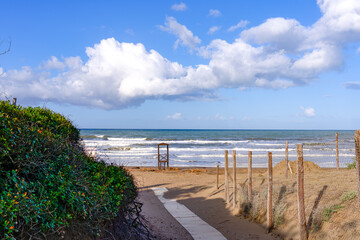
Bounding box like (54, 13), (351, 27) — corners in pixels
(346, 158), (356, 169)
(0, 101), (137, 239)
(341, 191), (357, 202)
(322, 204), (344, 222)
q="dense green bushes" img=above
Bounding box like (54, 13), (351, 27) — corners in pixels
(0, 101), (137, 239)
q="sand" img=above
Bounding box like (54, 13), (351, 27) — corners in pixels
(128, 164), (360, 240)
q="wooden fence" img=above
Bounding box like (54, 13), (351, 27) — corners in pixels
(219, 130), (360, 240)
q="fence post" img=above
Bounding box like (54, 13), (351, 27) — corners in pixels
(297, 144), (307, 240)
(12, 98), (17, 106)
(225, 150), (229, 203)
(285, 140), (289, 178)
(355, 130), (360, 212)
(336, 132), (339, 169)
(233, 150), (237, 208)
(267, 152), (273, 232)
(248, 151), (252, 202)
(216, 165), (219, 189)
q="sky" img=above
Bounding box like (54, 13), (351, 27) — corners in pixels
(1, 0), (360, 130)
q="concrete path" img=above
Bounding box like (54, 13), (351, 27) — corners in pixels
(152, 187), (227, 240)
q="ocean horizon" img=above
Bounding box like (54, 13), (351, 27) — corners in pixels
(80, 129), (356, 168)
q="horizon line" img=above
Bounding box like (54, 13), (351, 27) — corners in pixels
(79, 128), (356, 131)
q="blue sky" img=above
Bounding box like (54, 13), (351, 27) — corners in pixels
(1, 0), (360, 129)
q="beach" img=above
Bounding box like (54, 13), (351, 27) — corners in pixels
(82, 129), (359, 239)
(128, 165), (360, 240)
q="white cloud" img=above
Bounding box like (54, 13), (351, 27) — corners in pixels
(171, 2), (187, 11)
(301, 106), (316, 117)
(0, 38), (200, 108)
(160, 16), (201, 52)
(208, 26), (221, 35)
(167, 112), (183, 120)
(215, 114), (225, 120)
(215, 114), (234, 121)
(43, 56), (66, 70)
(228, 20), (249, 32)
(202, 39), (297, 88)
(2, 0), (360, 109)
(240, 18), (308, 52)
(209, 9), (221, 17)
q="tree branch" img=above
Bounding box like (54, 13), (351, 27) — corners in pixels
(0, 40), (11, 55)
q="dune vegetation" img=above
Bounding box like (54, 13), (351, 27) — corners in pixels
(0, 101), (140, 239)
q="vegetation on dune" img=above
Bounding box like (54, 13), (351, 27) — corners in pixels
(0, 101), (138, 239)
(346, 157), (356, 169)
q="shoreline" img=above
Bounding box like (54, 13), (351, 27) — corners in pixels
(82, 129), (356, 169)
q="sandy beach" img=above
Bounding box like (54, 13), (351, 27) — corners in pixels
(128, 164), (360, 240)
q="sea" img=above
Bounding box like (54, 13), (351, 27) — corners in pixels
(80, 129), (356, 168)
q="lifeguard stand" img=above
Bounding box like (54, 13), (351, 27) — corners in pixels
(158, 143), (169, 170)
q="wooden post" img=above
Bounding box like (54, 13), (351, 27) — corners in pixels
(158, 145), (160, 169)
(248, 151), (252, 202)
(267, 152), (273, 232)
(285, 140), (289, 178)
(297, 144), (307, 240)
(233, 150), (237, 208)
(167, 145), (169, 169)
(355, 130), (360, 212)
(12, 98), (17, 106)
(288, 162), (293, 174)
(336, 132), (339, 169)
(216, 165), (219, 189)
(225, 150), (229, 203)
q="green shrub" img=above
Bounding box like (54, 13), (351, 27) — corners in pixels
(0, 101), (137, 239)
(322, 204), (344, 222)
(341, 191), (357, 202)
(346, 158), (356, 169)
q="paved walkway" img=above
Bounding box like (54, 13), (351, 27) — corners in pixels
(152, 187), (227, 240)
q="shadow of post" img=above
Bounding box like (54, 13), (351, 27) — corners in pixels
(307, 185), (328, 238)
(276, 185), (287, 205)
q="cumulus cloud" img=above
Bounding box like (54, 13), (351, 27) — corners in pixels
(43, 56), (66, 70)
(209, 9), (222, 17)
(171, 2), (187, 11)
(1, 38), (204, 108)
(2, 0), (360, 109)
(208, 26), (221, 35)
(167, 112), (183, 120)
(301, 106), (316, 117)
(202, 38), (297, 88)
(228, 20), (249, 32)
(240, 18), (308, 52)
(160, 16), (201, 52)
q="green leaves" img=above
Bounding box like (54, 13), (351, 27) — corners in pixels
(0, 101), (136, 239)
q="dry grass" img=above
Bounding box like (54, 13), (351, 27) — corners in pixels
(229, 164), (360, 239)
(130, 165), (360, 240)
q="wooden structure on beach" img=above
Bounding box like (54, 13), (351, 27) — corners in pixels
(158, 143), (169, 170)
